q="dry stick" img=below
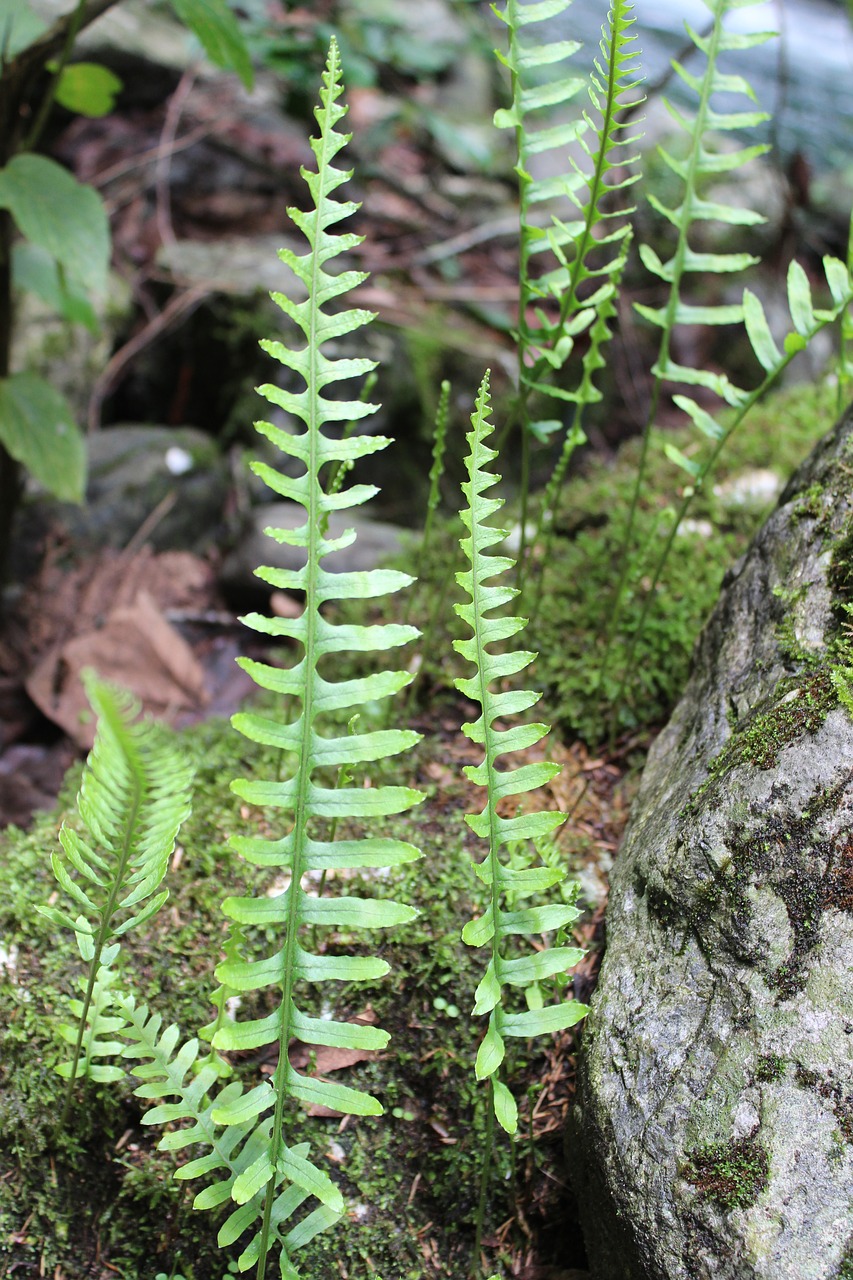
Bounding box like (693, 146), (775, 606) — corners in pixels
(155, 64), (200, 249)
(86, 284), (210, 431)
(91, 120), (220, 189)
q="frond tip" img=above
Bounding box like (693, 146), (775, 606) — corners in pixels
(454, 372), (588, 1135)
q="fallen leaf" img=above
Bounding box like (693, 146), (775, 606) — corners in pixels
(26, 590), (208, 746)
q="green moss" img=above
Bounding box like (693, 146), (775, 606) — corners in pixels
(682, 1137), (769, 1210)
(755, 1055), (786, 1083)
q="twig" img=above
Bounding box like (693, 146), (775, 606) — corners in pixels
(87, 285), (210, 431)
(156, 64), (199, 249)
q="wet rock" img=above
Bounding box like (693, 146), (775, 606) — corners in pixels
(15, 426), (227, 571)
(572, 404), (853, 1280)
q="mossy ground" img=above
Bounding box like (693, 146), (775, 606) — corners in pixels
(409, 382), (839, 744)
(0, 712), (590, 1280)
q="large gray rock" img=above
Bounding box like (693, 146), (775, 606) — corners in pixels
(572, 405), (853, 1280)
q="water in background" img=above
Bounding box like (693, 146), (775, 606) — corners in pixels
(542, 0), (853, 172)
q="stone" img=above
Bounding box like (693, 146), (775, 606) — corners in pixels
(14, 425), (227, 573)
(221, 502), (414, 595)
(571, 404), (853, 1280)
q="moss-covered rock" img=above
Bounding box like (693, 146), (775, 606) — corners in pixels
(572, 404), (853, 1280)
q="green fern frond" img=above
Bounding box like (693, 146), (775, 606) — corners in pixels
(56, 943), (125, 1083)
(635, 0), (774, 400)
(204, 38), (422, 1276)
(454, 372), (587, 1137)
(617, 254), (853, 704)
(39, 672), (192, 1094)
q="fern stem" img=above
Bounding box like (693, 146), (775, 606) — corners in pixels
(472, 1076), (497, 1278)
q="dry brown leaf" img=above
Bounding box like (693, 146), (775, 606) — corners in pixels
(26, 590), (208, 747)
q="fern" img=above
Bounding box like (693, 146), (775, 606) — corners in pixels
(493, 0), (642, 577)
(615, 255), (853, 704)
(39, 672), (192, 1101)
(601, 0), (776, 714)
(454, 372), (587, 1260)
(197, 38), (423, 1278)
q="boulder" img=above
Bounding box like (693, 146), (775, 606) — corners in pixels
(572, 405), (853, 1280)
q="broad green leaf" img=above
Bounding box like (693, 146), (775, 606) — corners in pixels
(492, 1078), (518, 1134)
(475, 1019), (505, 1080)
(170, 0), (254, 88)
(53, 62), (123, 117)
(12, 242), (98, 330)
(0, 373), (85, 502)
(0, 155), (109, 295)
(473, 961), (502, 1016)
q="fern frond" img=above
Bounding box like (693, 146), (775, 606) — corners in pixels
(39, 672), (192, 1094)
(617, 253), (853, 703)
(494, 0), (643, 580)
(56, 943), (125, 1083)
(454, 372), (587, 1137)
(207, 38), (422, 1276)
(635, 0), (774, 398)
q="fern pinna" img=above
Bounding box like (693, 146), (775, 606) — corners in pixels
(192, 38), (421, 1279)
(454, 372), (587, 1158)
(39, 673), (192, 1112)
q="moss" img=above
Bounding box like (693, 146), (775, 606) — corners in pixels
(794, 1067), (853, 1144)
(755, 1055), (786, 1083)
(682, 1137), (769, 1210)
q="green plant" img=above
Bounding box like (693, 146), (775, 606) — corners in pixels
(488, 0), (853, 738)
(0, 0), (252, 588)
(454, 372), (587, 1268)
(38, 673), (193, 1116)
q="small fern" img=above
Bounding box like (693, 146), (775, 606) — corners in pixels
(454, 371), (587, 1264)
(39, 672), (192, 1103)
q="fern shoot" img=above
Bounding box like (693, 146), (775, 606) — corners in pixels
(39, 671), (192, 1113)
(199, 38), (423, 1278)
(454, 371), (587, 1268)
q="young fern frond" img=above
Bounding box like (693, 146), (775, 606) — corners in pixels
(203, 39), (422, 1277)
(601, 0), (774, 716)
(39, 672), (192, 1097)
(454, 372), (588, 1136)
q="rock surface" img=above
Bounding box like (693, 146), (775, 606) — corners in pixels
(572, 405), (853, 1280)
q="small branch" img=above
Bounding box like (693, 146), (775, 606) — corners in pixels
(86, 285), (210, 431)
